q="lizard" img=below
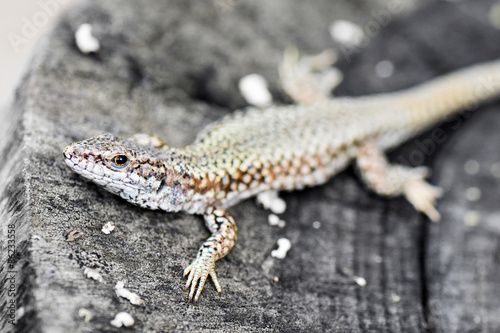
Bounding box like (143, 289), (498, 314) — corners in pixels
(63, 49), (500, 303)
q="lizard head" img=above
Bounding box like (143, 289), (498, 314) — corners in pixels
(63, 133), (188, 211)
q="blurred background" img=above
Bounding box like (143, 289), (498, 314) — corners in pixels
(0, 0), (74, 104)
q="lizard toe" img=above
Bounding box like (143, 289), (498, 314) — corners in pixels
(404, 177), (443, 222)
(183, 256), (219, 303)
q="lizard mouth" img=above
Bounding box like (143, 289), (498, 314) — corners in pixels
(64, 149), (105, 182)
(63, 145), (96, 176)
(63, 144), (140, 192)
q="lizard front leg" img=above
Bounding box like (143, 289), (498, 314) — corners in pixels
(127, 133), (169, 149)
(355, 140), (443, 222)
(183, 207), (237, 303)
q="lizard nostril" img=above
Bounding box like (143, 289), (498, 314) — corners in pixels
(63, 146), (72, 159)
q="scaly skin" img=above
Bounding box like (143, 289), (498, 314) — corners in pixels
(64, 55), (500, 303)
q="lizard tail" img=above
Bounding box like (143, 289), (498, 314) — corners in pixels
(394, 59), (500, 130)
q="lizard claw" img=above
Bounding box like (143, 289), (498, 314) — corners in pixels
(280, 46), (340, 105)
(183, 256), (222, 303)
(404, 176), (443, 222)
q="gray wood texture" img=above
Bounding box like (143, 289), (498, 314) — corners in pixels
(1, 0), (499, 332)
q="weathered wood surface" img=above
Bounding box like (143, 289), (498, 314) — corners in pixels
(1, 0), (499, 332)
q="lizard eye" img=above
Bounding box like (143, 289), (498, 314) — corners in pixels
(111, 155), (129, 168)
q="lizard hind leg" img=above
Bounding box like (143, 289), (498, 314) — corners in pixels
(279, 46), (341, 105)
(403, 168), (444, 222)
(355, 140), (443, 222)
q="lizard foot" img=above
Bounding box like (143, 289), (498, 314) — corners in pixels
(127, 133), (168, 149)
(183, 255), (222, 303)
(355, 142), (443, 222)
(403, 167), (443, 222)
(279, 46), (341, 105)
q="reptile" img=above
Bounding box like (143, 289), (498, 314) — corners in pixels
(63, 49), (500, 303)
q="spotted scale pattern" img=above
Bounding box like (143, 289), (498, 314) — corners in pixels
(64, 58), (500, 302)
